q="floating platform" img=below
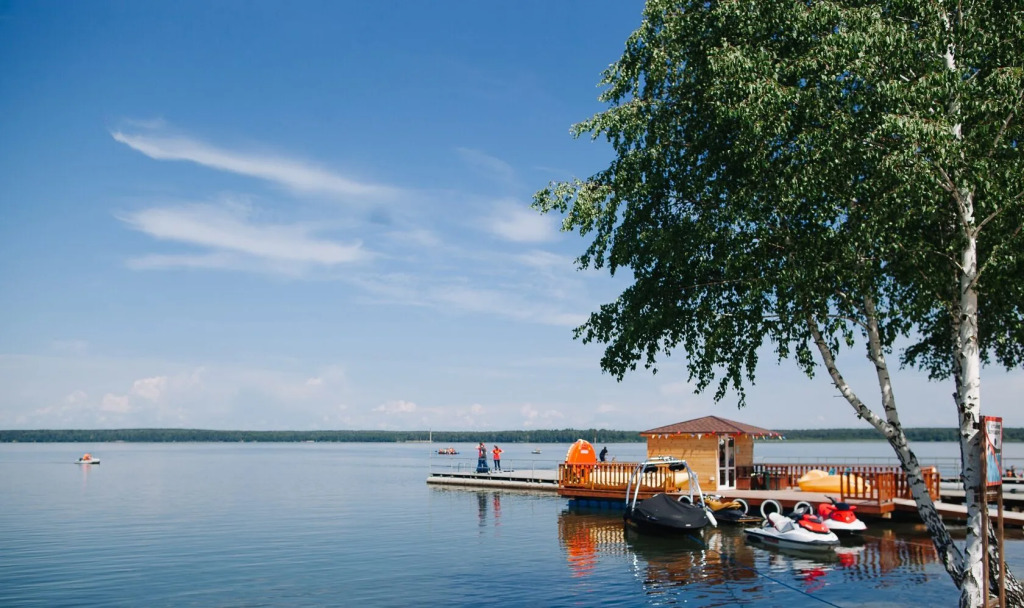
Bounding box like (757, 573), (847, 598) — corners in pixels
(427, 469), (558, 492)
(711, 489), (1024, 526)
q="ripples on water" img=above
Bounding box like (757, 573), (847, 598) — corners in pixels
(2, 442), (1022, 607)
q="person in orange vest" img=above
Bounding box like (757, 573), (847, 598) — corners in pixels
(492, 445), (503, 471)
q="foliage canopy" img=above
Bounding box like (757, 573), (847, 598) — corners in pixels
(535, 0), (1023, 404)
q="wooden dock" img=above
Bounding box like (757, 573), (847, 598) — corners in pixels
(555, 461), (1024, 526)
(710, 489), (1024, 526)
(427, 468), (559, 492)
(425, 460), (1024, 526)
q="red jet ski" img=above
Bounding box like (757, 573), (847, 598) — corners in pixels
(818, 496), (867, 534)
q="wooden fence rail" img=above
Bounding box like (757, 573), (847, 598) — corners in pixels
(559, 461), (940, 504)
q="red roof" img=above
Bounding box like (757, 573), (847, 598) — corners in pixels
(640, 415), (780, 437)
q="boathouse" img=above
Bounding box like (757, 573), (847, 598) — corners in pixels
(641, 415), (781, 492)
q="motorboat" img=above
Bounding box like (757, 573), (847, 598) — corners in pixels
(817, 496), (867, 534)
(76, 453), (100, 464)
(623, 457), (716, 534)
(532, 449), (542, 454)
(797, 469), (869, 493)
(744, 510), (839, 550)
(704, 495), (762, 525)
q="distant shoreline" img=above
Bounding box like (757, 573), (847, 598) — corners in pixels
(2, 427), (1021, 443)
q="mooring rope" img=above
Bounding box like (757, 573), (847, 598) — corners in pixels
(688, 533), (847, 608)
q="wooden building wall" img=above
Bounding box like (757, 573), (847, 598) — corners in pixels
(644, 434), (756, 491)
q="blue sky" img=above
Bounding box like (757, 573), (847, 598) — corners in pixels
(2, 1), (1020, 432)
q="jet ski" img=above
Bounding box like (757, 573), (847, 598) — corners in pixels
(623, 457), (716, 534)
(817, 496), (867, 534)
(704, 495), (762, 525)
(744, 509), (839, 550)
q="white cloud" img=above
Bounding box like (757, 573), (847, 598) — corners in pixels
(112, 129), (400, 200)
(131, 376), (167, 401)
(351, 271), (587, 327)
(486, 201), (559, 243)
(374, 400), (418, 414)
(520, 403), (565, 423)
(101, 393), (133, 413)
(514, 250), (571, 270)
(65, 390), (88, 405)
(52, 340), (90, 355)
(119, 202), (368, 270)
(456, 147), (516, 185)
(659, 381), (696, 397)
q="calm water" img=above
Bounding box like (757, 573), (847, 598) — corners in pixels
(2, 442), (1023, 607)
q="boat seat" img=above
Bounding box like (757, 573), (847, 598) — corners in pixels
(768, 512), (794, 532)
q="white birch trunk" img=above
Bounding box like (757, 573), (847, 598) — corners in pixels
(806, 310), (966, 580)
(957, 189), (986, 608)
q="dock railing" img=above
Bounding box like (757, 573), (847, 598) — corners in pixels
(737, 463), (941, 501)
(559, 462), (653, 495)
(558, 461), (940, 505)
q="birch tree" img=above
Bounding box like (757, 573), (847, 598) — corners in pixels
(534, 1), (1023, 605)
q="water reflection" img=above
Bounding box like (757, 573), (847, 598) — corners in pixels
(473, 491), (503, 532)
(558, 506), (957, 594)
(477, 492), (487, 530)
(79, 460), (94, 490)
(557, 509), (620, 577)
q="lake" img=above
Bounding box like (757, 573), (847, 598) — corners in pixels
(2, 441), (1022, 607)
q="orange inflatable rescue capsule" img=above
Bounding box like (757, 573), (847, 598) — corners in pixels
(565, 439), (597, 484)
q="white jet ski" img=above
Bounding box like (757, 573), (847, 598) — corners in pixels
(744, 511), (839, 550)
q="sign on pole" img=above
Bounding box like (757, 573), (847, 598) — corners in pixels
(985, 416), (1004, 487)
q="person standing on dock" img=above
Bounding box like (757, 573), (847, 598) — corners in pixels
(492, 445), (503, 471)
(599, 446), (608, 462)
(476, 442), (490, 473)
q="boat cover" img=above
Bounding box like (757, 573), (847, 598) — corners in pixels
(629, 494), (710, 530)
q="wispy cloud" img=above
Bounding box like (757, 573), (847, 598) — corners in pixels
(485, 200), (559, 243)
(351, 272), (586, 327)
(112, 128), (401, 200)
(119, 201), (368, 272)
(456, 147), (517, 185)
(374, 400), (418, 414)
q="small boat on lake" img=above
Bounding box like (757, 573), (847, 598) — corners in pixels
(531, 449), (542, 454)
(76, 453), (100, 464)
(623, 457), (716, 535)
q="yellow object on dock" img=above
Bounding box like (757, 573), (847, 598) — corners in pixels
(797, 469), (870, 493)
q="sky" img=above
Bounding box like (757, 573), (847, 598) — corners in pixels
(1, 2), (1020, 432)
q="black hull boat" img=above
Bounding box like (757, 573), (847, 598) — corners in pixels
(623, 457), (716, 535)
(624, 493), (710, 533)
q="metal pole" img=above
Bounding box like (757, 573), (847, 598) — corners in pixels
(998, 487), (1006, 608)
(981, 438), (989, 608)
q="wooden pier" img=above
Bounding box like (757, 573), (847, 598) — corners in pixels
(556, 461), (1024, 526)
(427, 467), (559, 492)
(426, 459), (1024, 526)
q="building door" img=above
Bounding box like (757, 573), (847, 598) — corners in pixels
(718, 436), (735, 489)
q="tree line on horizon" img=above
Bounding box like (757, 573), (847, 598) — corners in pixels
(3, 427), (1022, 443)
